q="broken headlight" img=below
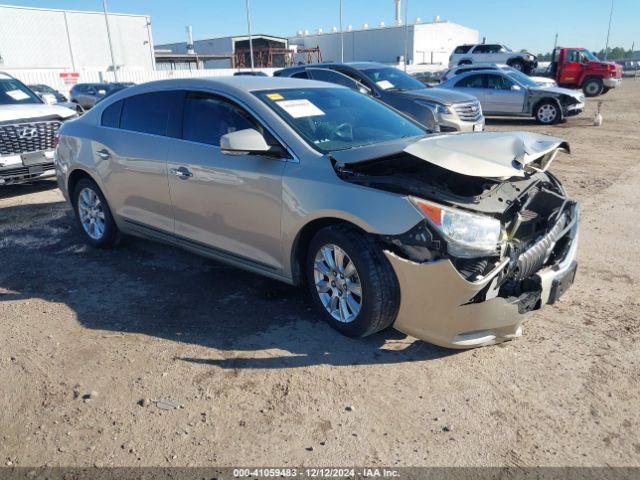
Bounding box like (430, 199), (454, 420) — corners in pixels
(410, 197), (503, 258)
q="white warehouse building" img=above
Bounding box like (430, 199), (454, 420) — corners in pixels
(0, 4), (155, 70)
(290, 20), (479, 65)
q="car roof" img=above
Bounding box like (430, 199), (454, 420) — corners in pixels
(278, 61), (391, 74)
(98, 76), (343, 99)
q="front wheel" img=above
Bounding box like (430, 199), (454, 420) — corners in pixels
(535, 100), (561, 125)
(583, 78), (604, 97)
(508, 59), (525, 72)
(306, 225), (400, 338)
(72, 178), (120, 248)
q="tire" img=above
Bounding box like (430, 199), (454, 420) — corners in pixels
(72, 177), (120, 248)
(305, 225), (400, 338)
(508, 59), (525, 72)
(582, 77), (604, 97)
(535, 100), (561, 125)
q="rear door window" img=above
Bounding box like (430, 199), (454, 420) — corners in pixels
(120, 91), (182, 136)
(291, 71), (309, 79)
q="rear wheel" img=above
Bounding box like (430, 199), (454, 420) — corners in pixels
(583, 78), (604, 97)
(306, 225), (400, 338)
(72, 178), (120, 248)
(535, 100), (561, 125)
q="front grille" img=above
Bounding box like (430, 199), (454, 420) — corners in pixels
(0, 120), (61, 156)
(453, 101), (483, 122)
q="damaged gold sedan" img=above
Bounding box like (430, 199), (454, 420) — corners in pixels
(55, 78), (578, 349)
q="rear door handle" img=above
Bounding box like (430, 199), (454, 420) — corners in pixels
(95, 149), (111, 160)
(169, 167), (193, 179)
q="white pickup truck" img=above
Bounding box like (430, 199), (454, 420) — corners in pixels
(0, 72), (77, 185)
(449, 44), (538, 74)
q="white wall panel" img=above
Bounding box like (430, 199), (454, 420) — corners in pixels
(0, 5), (153, 70)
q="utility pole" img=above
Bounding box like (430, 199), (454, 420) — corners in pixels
(245, 0), (255, 70)
(339, 0), (344, 62)
(102, 0), (118, 81)
(403, 0), (408, 71)
(604, 0), (614, 60)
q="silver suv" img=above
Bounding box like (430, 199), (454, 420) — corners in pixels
(55, 77), (579, 349)
(0, 72), (76, 185)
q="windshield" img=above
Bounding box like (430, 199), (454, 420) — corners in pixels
(255, 88), (426, 152)
(582, 50), (599, 62)
(0, 78), (42, 105)
(361, 67), (425, 91)
(507, 70), (539, 88)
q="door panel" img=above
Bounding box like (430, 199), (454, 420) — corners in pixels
(484, 75), (524, 113)
(166, 91), (286, 270)
(95, 129), (175, 232)
(167, 142), (285, 270)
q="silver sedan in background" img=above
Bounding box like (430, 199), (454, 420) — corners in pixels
(55, 77), (579, 349)
(439, 69), (585, 124)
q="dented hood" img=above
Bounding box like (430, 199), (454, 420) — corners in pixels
(402, 131), (569, 178)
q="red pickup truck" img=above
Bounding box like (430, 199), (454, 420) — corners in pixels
(547, 47), (623, 96)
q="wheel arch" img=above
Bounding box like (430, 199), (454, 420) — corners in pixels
(532, 96), (563, 120)
(67, 168), (99, 206)
(290, 217), (369, 286)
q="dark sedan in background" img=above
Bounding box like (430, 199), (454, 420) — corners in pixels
(274, 62), (484, 133)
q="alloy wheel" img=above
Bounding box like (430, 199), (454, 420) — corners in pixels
(313, 244), (363, 323)
(77, 187), (106, 240)
(537, 104), (557, 124)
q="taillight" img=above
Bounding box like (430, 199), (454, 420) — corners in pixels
(53, 133), (60, 148)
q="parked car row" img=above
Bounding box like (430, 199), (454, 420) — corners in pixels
(54, 76), (579, 349)
(274, 62), (485, 133)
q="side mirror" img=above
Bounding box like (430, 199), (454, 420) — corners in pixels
(358, 84), (373, 95)
(511, 85), (522, 91)
(220, 128), (280, 156)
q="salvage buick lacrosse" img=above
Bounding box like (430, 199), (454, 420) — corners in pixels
(55, 77), (578, 348)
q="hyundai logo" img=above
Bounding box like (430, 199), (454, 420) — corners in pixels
(17, 127), (38, 139)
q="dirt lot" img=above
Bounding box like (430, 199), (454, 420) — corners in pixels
(1, 80), (639, 469)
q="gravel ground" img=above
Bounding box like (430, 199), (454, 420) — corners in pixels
(1, 80), (639, 468)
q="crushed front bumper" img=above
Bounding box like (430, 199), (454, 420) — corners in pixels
(387, 204), (579, 349)
(603, 77), (622, 88)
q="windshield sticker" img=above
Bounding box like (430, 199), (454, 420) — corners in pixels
(375, 80), (394, 90)
(266, 93), (284, 100)
(276, 99), (325, 118)
(6, 89), (30, 101)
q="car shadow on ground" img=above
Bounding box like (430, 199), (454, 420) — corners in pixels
(0, 179), (59, 200)
(0, 200), (456, 369)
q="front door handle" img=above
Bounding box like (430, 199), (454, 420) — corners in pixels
(95, 149), (111, 160)
(169, 167), (193, 179)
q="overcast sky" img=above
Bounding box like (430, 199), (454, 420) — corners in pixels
(4, 0), (639, 54)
